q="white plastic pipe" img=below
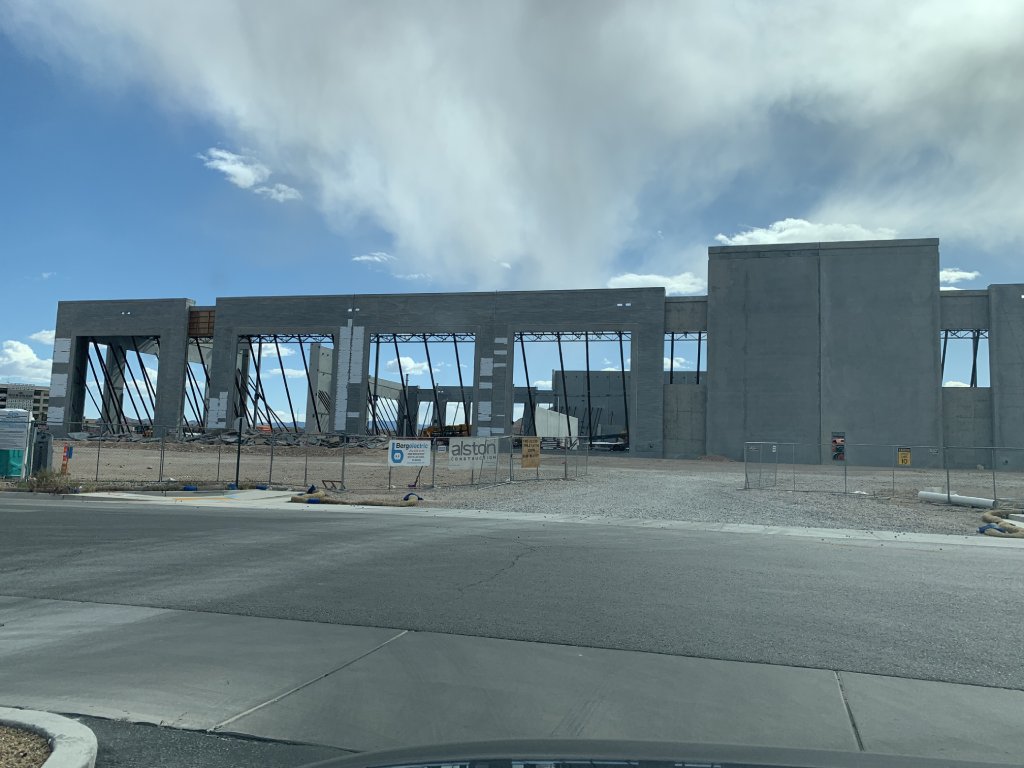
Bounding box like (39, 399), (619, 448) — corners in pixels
(918, 490), (997, 509)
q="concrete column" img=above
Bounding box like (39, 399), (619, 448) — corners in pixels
(153, 329), (189, 438)
(206, 322), (242, 432)
(332, 320), (369, 435)
(100, 345), (127, 432)
(306, 343), (335, 434)
(630, 322), (666, 457)
(47, 334), (88, 438)
(472, 324), (515, 437)
(397, 385), (420, 436)
(989, 284), (1024, 470)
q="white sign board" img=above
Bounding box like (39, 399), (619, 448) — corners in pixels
(448, 437), (499, 469)
(0, 408), (31, 451)
(388, 439), (431, 467)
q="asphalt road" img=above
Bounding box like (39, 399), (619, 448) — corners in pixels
(2, 496), (1022, 690)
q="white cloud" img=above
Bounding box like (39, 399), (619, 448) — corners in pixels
(265, 367), (306, 378)
(715, 219), (898, 246)
(29, 329), (56, 345)
(663, 356), (688, 370)
(607, 272), (706, 295)
(939, 267), (980, 285)
(352, 251), (395, 263)
(395, 273), (431, 281)
(943, 380), (970, 387)
(532, 379), (552, 390)
(254, 183), (301, 202)
(386, 356), (433, 376)
(8, 3), (1024, 287)
(40, 272), (55, 279)
(198, 148), (270, 189)
(258, 345), (295, 358)
(940, 286), (963, 291)
(0, 340), (52, 384)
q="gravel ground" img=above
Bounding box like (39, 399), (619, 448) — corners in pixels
(419, 457), (1009, 535)
(32, 443), (1024, 536)
(0, 725), (51, 768)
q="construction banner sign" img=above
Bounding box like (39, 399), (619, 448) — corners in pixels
(521, 436), (541, 469)
(448, 438), (499, 469)
(388, 439), (431, 467)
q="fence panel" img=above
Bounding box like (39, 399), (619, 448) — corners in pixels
(744, 440), (1024, 503)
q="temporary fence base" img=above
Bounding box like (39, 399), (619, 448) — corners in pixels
(46, 430), (589, 493)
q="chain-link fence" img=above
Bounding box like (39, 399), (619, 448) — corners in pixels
(744, 441), (1024, 504)
(47, 428), (589, 491)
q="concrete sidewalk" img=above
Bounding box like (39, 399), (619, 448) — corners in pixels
(72, 489), (1024, 548)
(2, 595), (1022, 763)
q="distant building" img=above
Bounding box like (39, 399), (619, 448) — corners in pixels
(0, 383), (50, 423)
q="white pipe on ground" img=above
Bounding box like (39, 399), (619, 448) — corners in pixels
(917, 490), (997, 509)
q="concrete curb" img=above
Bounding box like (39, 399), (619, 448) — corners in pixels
(0, 706), (98, 768)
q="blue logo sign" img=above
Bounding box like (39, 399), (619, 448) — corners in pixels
(391, 448), (405, 464)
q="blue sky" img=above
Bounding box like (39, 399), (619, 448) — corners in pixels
(3, 1), (1020, 405)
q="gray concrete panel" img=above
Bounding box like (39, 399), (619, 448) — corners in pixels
(942, 387), (993, 449)
(941, 291), (990, 329)
(819, 242), (942, 465)
(989, 284), (1024, 469)
(663, 383), (706, 458)
(0, 596), (399, 730)
(665, 296), (708, 331)
(226, 630), (856, 753)
(840, 672), (1024, 764)
(706, 249), (821, 458)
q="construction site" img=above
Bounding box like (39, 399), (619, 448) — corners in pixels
(39, 238), (1022, 468)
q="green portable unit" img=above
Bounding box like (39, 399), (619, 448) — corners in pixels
(0, 408), (31, 479)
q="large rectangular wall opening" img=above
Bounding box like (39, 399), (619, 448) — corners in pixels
(78, 336), (159, 435)
(940, 330), (990, 388)
(512, 331), (632, 449)
(235, 334), (335, 434)
(366, 333), (476, 436)
(664, 332), (707, 383)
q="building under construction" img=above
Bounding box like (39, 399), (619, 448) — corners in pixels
(46, 238), (1024, 466)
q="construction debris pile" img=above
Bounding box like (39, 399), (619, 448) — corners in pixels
(978, 510), (1024, 539)
(64, 430), (390, 450)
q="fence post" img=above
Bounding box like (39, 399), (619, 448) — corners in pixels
(509, 437), (514, 482)
(991, 446), (997, 502)
(944, 444), (951, 504)
(341, 437), (347, 490)
(158, 434), (165, 482)
(564, 441), (568, 480)
(303, 437), (309, 487)
(430, 438), (437, 488)
(95, 438), (102, 482)
(268, 434), (275, 485)
(892, 445), (896, 498)
(217, 443), (222, 482)
(843, 447), (847, 494)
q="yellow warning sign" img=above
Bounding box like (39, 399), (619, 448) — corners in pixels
(521, 436), (541, 469)
(897, 447), (912, 466)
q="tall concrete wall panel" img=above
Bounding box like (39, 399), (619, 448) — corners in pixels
(663, 384), (706, 458)
(705, 246), (821, 458)
(49, 298), (193, 436)
(818, 241), (942, 464)
(989, 284), (1024, 469)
